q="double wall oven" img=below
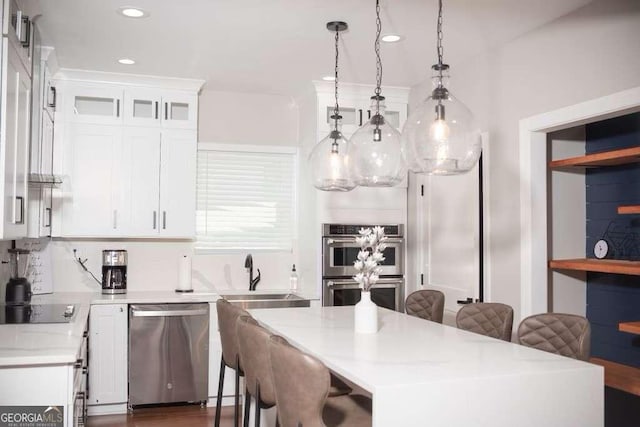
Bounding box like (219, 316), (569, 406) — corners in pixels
(322, 224), (405, 312)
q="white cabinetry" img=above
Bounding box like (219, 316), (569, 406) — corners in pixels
(52, 73), (202, 238)
(1, 37), (30, 239)
(88, 304), (128, 414)
(60, 123), (122, 237)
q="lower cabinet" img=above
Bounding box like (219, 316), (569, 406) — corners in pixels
(208, 302), (237, 403)
(88, 304), (128, 415)
(0, 317), (88, 427)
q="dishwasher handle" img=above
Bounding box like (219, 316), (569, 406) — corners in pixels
(131, 308), (209, 317)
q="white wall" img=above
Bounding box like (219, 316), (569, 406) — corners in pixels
(50, 89), (304, 295)
(408, 0), (640, 321)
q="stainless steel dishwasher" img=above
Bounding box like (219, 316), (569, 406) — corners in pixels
(129, 303), (209, 407)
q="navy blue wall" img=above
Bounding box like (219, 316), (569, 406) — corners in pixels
(586, 112), (640, 367)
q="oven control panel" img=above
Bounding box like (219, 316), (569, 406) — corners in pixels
(323, 224), (403, 237)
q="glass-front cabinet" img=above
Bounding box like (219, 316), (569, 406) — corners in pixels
(123, 88), (197, 129)
(63, 84), (123, 125)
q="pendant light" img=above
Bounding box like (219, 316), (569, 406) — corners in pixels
(309, 22), (356, 192)
(401, 0), (481, 175)
(348, 0), (405, 187)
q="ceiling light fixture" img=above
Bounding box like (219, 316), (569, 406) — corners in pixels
(322, 76), (336, 81)
(400, 0), (481, 175)
(118, 58), (136, 65)
(118, 7), (148, 18)
(348, 0), (405, 187)
(381, 34), (402, 43)
(308, 22), (355, 192)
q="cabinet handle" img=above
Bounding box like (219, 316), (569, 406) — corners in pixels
(153, 211), (157, 229)
(358, 109), (363, 126)
(75, 359), (83, 369)
(15, 196), (24, 224)
(155, 101), (158, 119)
(48, 86), (56, 109)
(164, 102), (168, 120)
(162, 211), (167, 230)
(116, 99), (120, 117)
(20, 16), (30, 48)
(113, 210), (117, 229)
(367, 110), (371, 120)
(44, 207), (51, 227)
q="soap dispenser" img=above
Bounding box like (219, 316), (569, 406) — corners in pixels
(289, 264), (298, 292)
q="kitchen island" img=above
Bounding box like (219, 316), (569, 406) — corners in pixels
(251, 306), (604, 427)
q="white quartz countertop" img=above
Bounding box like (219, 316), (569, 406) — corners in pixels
(0, 289), (315, 367)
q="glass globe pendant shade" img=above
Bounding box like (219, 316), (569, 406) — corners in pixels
(349, 96), (406, 187)
(401, 69), (482, 175)
(309, 117), (355, 192)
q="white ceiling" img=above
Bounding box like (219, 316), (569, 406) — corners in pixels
(30, 0), (592, 96)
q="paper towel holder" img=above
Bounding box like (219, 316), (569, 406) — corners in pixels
(175, 254), (194, 293)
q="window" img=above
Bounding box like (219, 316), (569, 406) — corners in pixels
(196, 143), (297, 252)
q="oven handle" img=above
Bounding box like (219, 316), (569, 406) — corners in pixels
(326, 279), (403, 288)
(326, 237), (404, 245)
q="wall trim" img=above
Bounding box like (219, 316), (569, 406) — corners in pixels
(519, 86), (640, 320)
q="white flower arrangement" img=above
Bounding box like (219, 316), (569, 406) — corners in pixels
(353, 226), (387, 292)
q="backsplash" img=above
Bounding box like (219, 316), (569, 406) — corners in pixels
(45, 240), (303, 295)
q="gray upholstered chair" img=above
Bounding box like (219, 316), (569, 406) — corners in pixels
(456, 302), (514, 341)
(268, 335), (372, 427)
(405, 289), (445, 323)
(215, 299), (250, 427)
(517, 313), (591, 361)
(237, 315), (277, 427)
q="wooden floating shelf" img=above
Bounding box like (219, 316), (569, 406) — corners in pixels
(549, 258), (640, 276)
(618, 205), (640, 215)
(619, 321), (640, 335)
(591, 357), (640, 397)
(549, 146), (640, 169)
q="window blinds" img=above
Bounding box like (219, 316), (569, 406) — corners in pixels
(196, 147), (296, 251)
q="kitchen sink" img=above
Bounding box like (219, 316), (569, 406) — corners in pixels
(219, 293), (310, 309)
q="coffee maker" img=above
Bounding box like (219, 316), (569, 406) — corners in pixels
(5, 245), (32, 305)
(102, 250), (127, 294)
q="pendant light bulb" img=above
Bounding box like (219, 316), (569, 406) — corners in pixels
(308, 21), (355, 192)
(401, 0), (481, 175)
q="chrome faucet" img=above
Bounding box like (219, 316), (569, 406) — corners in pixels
(245, 254), (261, 291)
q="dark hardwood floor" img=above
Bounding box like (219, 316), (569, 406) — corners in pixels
(87, 405), (237, 427)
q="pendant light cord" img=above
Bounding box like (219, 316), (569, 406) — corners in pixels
(436, 0), (445, 83)
(374, 0), (383, 114)
(333, 27), (340, 133)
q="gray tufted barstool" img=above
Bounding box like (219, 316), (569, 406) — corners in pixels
(268, 335), (372, 427)
(456, 302), (514, 341)
(215, 299), (251, 427)
(517, 313), (591, 361)
(405, 289), (445, 323)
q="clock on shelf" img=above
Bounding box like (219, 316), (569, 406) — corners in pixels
(594, 239), (609, 259)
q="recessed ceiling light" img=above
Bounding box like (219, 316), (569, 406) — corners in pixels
(118, 7), (148, 18)
(381, 34), (403, 43)
(322, 76), (336, 81)
(118, 58), (136, 65)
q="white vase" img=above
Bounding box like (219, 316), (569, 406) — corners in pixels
(354, 291), (378, 334)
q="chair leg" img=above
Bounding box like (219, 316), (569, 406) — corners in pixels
(214, 357), (226, 427)
(235, 358), (241, 427)
(254, 383), (261, 427)
(243, 389), (251, 427)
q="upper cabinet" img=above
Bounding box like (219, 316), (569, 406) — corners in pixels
(51, 71), (203, 238)
(6, 0), (33, 77)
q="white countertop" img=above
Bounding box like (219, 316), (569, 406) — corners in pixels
(251, 306), (604, 427)
(0, 289), (315, 368)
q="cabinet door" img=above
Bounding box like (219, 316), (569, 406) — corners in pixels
(63, 84), (123, 125)
(88, 304), (128, 406)
(61, 123), (121, 237)
(3, 39), (29, 239)
(159, 129), (196, 237)
(160, 91), (198, 129)
(123, 88), (161, 127)
(120, 127), (161, 236)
